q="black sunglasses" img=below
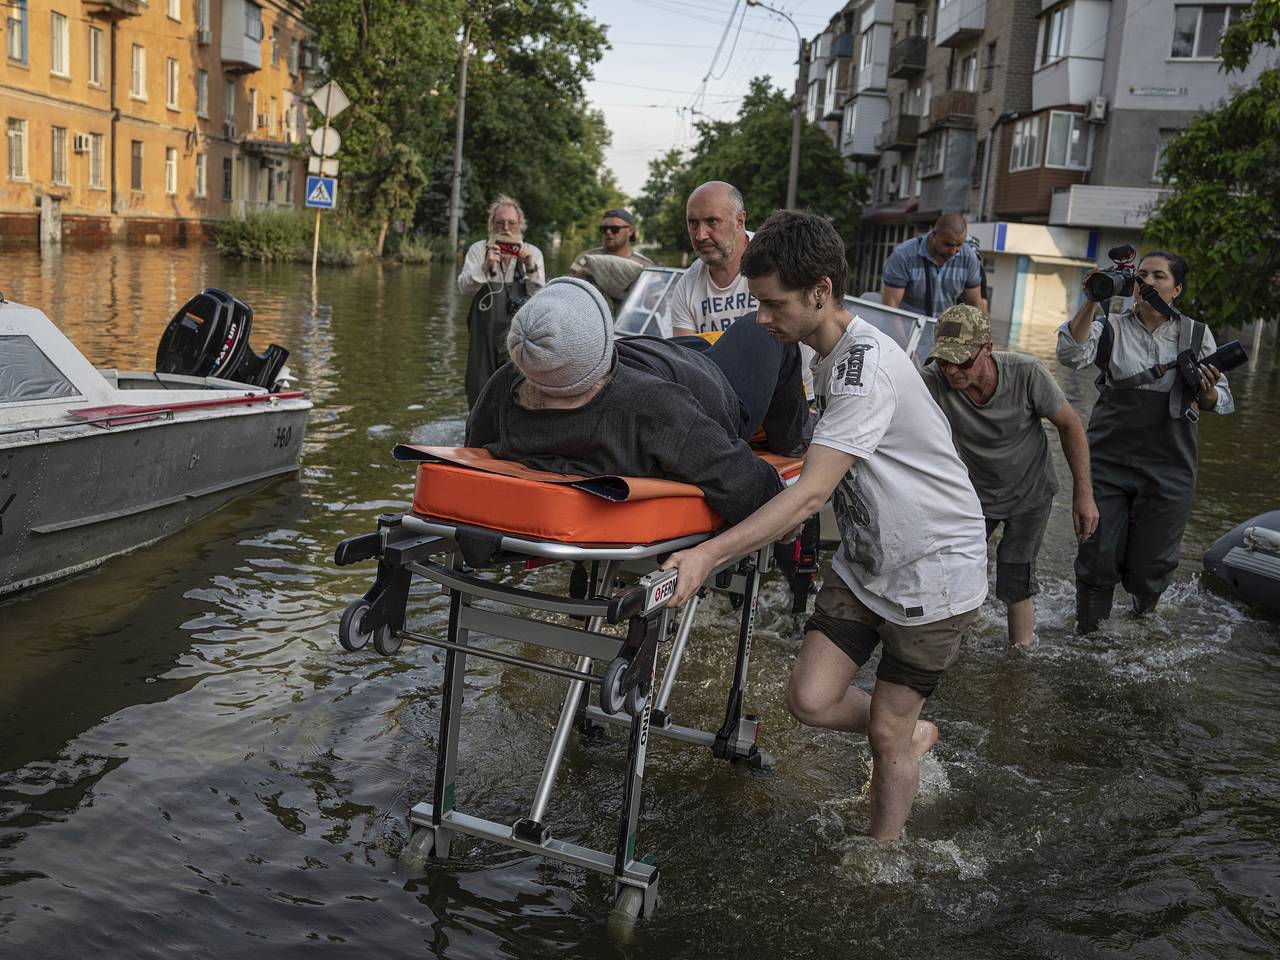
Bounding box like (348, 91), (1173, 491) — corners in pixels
(600, 224), (628, 234)
(938, 354), (979, 370)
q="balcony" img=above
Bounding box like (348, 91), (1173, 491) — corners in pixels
(888, 36), (927, 78)
(831, 33), (854, 59)
(928, 89), (977, 128)
(876, 113), (920, 151)
(935, 0), (986, 49)
(221, 0), (263, 74)
(1049, 185), (1171, 229)
(841, 93), (888, 159)
(81, 0), (142, 20)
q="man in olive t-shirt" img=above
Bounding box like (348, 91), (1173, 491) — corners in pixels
(922, 305), (1098, 648)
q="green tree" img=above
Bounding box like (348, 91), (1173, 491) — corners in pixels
(636, 79), (869, 253)
(1145, 1), (1280, 322)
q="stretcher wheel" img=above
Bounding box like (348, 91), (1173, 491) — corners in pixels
(607, 885), (645, 939)
(338, 600), (373, 651)
(373, 623), (402, 656)
(400, 828), (435, 873)
(601, 657), (628, 716)
(625, 683), (647, 719)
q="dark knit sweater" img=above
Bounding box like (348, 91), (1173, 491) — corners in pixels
(465, 337), (784, 524)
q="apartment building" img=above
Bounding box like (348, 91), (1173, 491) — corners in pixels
(2, 0), (313, 246)
(811, 0), (1270, 331)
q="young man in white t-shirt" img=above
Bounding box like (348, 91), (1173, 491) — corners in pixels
(663, 211), (987, 841)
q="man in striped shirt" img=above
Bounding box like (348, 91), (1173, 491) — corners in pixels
(881, 213), (987, 317)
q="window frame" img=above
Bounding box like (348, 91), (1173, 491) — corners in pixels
(50, 125), (68, 184)
(167, 0), (181, 22)
(1044, 110), (1091, 170)
(7, 118), (28, 180)
(130, 139), (143, 191)
(224, 79), (236, 123)
(195, 152), (207, 198)
(1153, 128), (1181, 182)
(88, 132), (104, 189)
(960, 51), (977, 92)
(1039, 4), (1071, 69)
(130, 44), (146, 100)
(50, 11), (70, 77)
(196, 69), (209, 118)
(88, 25), (104, 86)
(860, 26), (873, 70)
(1169, 4), (1248, 60)
(918, 129), (947, 178)
(6, 0), (28, 65)
(1008, 114), (1043, 172)
(164, 146), (177, 195)
(222, 156), (233, 201)
(166, 57), (180, 111)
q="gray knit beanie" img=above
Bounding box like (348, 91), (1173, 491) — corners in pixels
(507, 277), (615, 397)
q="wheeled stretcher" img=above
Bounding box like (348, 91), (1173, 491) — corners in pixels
(332, 445), (804, 921)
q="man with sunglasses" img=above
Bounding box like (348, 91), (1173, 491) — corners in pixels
(922, 304), (1097, 648)
(568, 209), (654, 313)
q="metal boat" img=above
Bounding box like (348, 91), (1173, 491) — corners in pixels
(0, 288), (312, 597)
(1203, 510), (1280, 616)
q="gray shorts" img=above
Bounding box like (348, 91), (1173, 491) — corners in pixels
(984, 498), (1053, 604)
(802, 578), (978, 697)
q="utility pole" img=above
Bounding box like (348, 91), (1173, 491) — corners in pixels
(446, 18), (473, 255)
(746, 0), (806, 209)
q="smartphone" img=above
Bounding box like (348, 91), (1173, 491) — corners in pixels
(494, 240), (522, 257)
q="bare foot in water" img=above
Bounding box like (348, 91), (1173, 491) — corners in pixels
(912, 720), (940, 758)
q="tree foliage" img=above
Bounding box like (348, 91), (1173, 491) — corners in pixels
(1145, 1), (1280, 322)
(635, 79), (869, 252)
(304, 0), (614, 250)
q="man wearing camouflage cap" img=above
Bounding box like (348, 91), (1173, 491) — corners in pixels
(922, 304), (1098, 648)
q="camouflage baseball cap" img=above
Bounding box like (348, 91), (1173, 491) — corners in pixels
(927, 304), (992, 365)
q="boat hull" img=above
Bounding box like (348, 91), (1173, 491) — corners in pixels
(1202, 509), (1280, 616)
(1, 405), (309, 597)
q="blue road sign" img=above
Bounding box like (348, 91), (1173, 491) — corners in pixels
(305, 176), (337, 209)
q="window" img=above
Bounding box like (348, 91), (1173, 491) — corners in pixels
(166, 57), (180, 110)
(89, 132), (104, 188)
(195, 153), (207, 197)
(196, 69), (209, 117)
(960, 52), (977, 92)
(224, 79), (236, 122)
(1009, 114), (1043, 171)
(167, 0), (180, 20)
(269, 96), (277, 135)
(222, 156), (233, 200)
(860, 27), (873, 70)
(50, 126), (67, 183)
(919, 130), (946, 176)
(88, 26), (104, 85)
(842, 104), (855, 142)
(898, 163), (910, 198)
(165, 146), (177, 194)
(1153, 128), (1180, 181)
(245, 3), (264, 42)
(1040, 4), (1070, 67)
(6, 1), (28, 64)
(6, 118), (27, 179)
(130, 44), (146, 99)
(130, 140), (142, 190)
(289, 38), (299, 74)
(271, 25), (279, 66)
(1046, 111), (1090, 169)
(50, 11), (69, 76)
(922, 78), (932, 117)
(250, 89), (259, 129)
(1171, 4), (1247, 59)
(983, 41), (996, 92)
(914, 10), (928, 37)
(196, 0), (210, 31)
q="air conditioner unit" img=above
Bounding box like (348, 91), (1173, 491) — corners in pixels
(72, 133), (92, 154)
(223, 120), (237, 139)
(1086, 96), (1108, 123)
(196, 28), (212, 46)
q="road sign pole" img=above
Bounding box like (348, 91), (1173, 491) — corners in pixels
(310, 94), (335, 282)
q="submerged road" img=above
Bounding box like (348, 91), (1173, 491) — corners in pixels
(1, 245), (1278, 958)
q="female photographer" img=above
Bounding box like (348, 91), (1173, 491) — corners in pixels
(457, 195), (546, 406)
(1057, 251), (1234, 633)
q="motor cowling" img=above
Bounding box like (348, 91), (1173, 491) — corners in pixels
(155, 287), (289, 389)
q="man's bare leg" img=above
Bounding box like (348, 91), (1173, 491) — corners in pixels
(867, 679), (928, 841)
(1007, 598), (1034, 649)
(788, 629), (939, 753)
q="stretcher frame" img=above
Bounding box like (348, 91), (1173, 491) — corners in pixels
(333, 509), (776, 921)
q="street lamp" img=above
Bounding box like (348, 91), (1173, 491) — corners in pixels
(446, 5), (513, 255)
(746, 0), (807, 210)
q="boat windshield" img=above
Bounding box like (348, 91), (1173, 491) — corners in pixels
(615, 268), (682, 339)
(0, 335), (81, 404)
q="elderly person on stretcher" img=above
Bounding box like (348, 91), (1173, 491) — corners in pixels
(465, 277), (808, 525)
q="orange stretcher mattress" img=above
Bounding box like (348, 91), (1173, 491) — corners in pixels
(395, 445), (803, 545)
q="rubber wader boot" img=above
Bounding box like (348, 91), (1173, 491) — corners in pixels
(1131, 592), (1161, 616)
(1076, 583), (1115, 634)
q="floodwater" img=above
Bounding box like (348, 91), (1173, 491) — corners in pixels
(1, 245), (1277, 959)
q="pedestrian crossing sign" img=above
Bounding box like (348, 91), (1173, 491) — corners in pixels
(305, 176), (337, 210)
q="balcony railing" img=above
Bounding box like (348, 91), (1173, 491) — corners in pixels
(888, 36), (926, 78)
(935, 0), (986, 48)
(81, 0), (142, 19)
(830, 33), (854, 59)
(875, 113), (920, 151)
(928, 89), (977, 128)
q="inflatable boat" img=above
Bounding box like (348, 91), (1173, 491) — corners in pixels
(1203, 510), (1280, 616)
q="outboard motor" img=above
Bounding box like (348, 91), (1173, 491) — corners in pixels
(155, 288), (289, 389)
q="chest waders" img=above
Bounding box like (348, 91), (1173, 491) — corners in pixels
(465, 261), (528, 408)
(1075, 313), (1204, 632)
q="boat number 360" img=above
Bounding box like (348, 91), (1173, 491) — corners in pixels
(273, 426), (293, 448)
